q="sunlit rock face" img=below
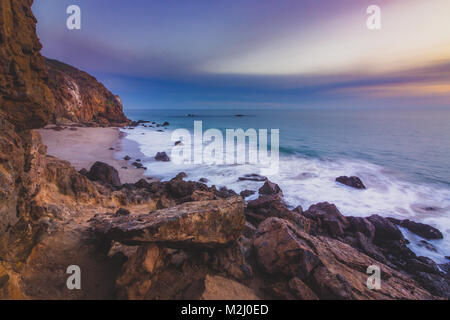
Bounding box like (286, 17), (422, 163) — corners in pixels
(45, 58), (129, 127)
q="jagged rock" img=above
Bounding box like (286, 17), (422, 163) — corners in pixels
(87, 161), (121, 187)
(155, 152), (170, 162)
(367, 214), (403, 242)
(46, 157), (99, 199)
(115, 208), (130, 216)
(238, 174), (267, 182)
(254, 217), (440, 299)
(46, 58), (129, 127)
(258, 180), (282, 197)
(254, 217), (322, 279)
(124, 156), (131, 161)
(91, 197), (245, 248)
(336, 176), (366, 189)
(200, 275), (259, 300)
(0, 0), (55, 130)
(172, 172), (187, 181)
(303, 202), (349, 238)
(388, 218), (443, 240)
(240, 190), (255, 198)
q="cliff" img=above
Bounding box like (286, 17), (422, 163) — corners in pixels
(46, 58), (129, 127)
(0, 0), (55, 130)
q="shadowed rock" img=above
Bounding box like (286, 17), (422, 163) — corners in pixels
(87, 161), (121, 187)
(336, 176), (366, 189)
(155, 152), (170, 162)
(258, 180), (282, 197)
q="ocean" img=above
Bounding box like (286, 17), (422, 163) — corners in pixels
(119, 108), (450, 263)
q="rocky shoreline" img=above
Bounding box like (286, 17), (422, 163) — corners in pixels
(0, 0), (448, 300)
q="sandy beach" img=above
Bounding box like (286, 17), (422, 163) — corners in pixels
(38, 126), (150, 184)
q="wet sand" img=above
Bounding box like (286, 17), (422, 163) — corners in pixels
(38, 126), (150, 184)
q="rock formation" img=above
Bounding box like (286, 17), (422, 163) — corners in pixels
(46, 58), (129, 127)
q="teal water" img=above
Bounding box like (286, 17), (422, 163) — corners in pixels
(122, 108), (450, 262)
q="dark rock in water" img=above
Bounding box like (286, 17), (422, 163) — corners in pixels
(336, 176), (366, 189)
(258, 180), (282, 197)
(136, 159), (141, 162)
(388, 218), (443, 240)
(121, 167), (128, 169)
(123, 155), (131, 161)
(109, 147), (115, 150)
(78, 168), (89, 176)
(199, 178), (208, 183)
(157, 129), (164, 132)
(172, 172), (188, 181)
(162, 121), (170, 126)
(240, 190), (255, 198)
(132, 162), (143, 168)
(130, 120), (150, 127)
(87, 162), (121, 187)
(174, 140), (183, 146)
(418, 240), (438, 253)
(446, 256), (450, 260)
(234, 114), (245, 117)
(115, 208), (130, 216)
(238, 174), (268, 182)
(155, 152), (170, 162)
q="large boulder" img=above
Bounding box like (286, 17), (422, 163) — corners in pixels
(258, 180), (282, 197)
(155, 152), (170, 162)
(87, 161), (121, 187)
(367, 214), (404, 243)
(303, 202), (349, 238)
(91, 197), (245, 248)
(336, 176), (366, 189)
(46, 58), (129, 126)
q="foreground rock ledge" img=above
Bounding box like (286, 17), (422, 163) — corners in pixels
(90, 197), (245, 247)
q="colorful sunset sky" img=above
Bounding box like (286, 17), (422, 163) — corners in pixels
(33, 0), (450, 109)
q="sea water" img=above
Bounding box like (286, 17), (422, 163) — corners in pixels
(119, 108), (450, 263)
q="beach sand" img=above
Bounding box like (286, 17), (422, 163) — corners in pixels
(38, 126), (150, 184)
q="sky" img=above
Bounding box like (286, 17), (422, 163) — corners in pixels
(32, 0), (450, 110)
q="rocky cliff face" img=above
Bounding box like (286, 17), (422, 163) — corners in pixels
(46, 58), (129, 127)
(0, 0), (54, 130)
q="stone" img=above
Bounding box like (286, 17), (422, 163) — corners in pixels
(87, 161), (121, 187)
(336, 176), (366, 189)
(155, 152), (170, 162)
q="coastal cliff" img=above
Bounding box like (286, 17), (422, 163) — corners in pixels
(0, 0), (55, 130)
(0, 0), (448, 300)
(45, 58), (129, 127)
